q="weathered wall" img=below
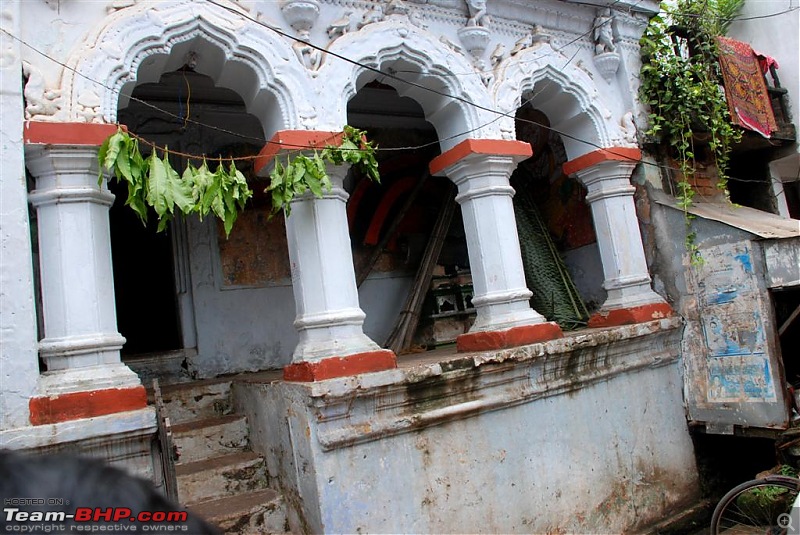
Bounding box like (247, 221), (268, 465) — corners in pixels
(184, 215), (414, 377)
(237, 319), (700, 534)
(648, 192), (794, 430)
(0, 0), (40, 430)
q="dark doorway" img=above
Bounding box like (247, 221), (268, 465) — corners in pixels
(113, 67), (265, 358)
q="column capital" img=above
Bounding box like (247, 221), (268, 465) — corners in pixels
(562, 147), (641, 177)
(24, 121), (120, 147)
(26, 144), (115, 208)
(255, 129), (344, 176)
(429, 138), (532, 177)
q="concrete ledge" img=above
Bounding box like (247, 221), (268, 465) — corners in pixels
(283, 349), (397, 382)
(253, 317), (683, 451)
(28, 385), (147, 425)
(0, 407), (157, 482)
(456, 321), (563, 352)
(239, 317), (696, 535)
(587, 302), (674, 328)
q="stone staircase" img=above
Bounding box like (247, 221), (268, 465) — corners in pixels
(158, 377), (289, 534)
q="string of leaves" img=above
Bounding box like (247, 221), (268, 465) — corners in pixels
(98, 128), (252, 236)
(98, 125), (381, 235)
(639, 0), (743, 265)
(266, 125), (380, 216)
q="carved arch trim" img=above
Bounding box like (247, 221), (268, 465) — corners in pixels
(316, 19), (499, 151)
(493, 43), (621, 160)
(61, 0), (312, 134)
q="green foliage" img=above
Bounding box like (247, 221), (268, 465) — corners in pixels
(98, 125), (380, 235)
(639, 0), (743, 264)
(266, 125), (380, 217)
(98, 128), (252, 236)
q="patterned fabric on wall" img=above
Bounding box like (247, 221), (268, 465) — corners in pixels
(716, 36), (777, 138)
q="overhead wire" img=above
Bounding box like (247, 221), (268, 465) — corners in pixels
(2, 0), (793, 183)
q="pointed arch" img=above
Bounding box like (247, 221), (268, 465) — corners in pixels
(61, 0), (312, 136)
(493, 43), (620, 160)
(317, 20), (501, 151)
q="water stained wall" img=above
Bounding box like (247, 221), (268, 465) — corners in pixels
(235, 318), (701, 534)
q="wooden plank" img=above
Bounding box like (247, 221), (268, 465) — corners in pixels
(384, 186), (456, 353)
(152, 378), (179, 503)
(779, 303), (800, 337)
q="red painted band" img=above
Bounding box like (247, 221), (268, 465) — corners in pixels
(24, 122), (123, 146)
(429, 139), (533, 176)
(456, 322), (563, 352)
(587, 302), (673, 328)
(562, 147), (642, 176)
(283, 349), (397, 382)
(29, 386), (147, 426)
(255, 130), (342, 174)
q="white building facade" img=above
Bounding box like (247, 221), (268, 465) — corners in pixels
(0, 1), (702, 532)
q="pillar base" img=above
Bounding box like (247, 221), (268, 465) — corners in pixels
(284, 349), (397, 382)
(456, 322), (563, 352)
(588, 303), (674, 328)
(28, 385), (148, 426)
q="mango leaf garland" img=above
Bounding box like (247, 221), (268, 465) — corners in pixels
(266, 125), (379, 217)
(97, 128), (253, 237)
(98, 125), (377, 232)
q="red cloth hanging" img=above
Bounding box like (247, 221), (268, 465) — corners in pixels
(716, 36), (777, 138)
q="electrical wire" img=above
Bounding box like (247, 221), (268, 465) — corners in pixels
(3, 1), (794, 182)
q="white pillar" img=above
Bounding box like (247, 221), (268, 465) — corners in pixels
(438, 153), (547, 332)
(284, 163), (391, 364)
(570, 156), (667, 315)
(26, 144), (141, 396)
(0, 0), (39, 430)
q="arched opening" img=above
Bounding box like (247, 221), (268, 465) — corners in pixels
(346, 81), (472, 351)
(512, 99), (606, 327)
(113, 64), (265, 378)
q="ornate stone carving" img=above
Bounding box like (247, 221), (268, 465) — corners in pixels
(22, 61), (61, 120)
(457, 24), (491, 85)
(510, 25), (552, 57)
(592, 9), (620, 81)
(385, 0), (410, 16)
(457, 26), (489, 59)
(440, 35), (464, 55)
(65, 0), (307, 128)
(490, 43), (505, 68)
(408, 10), (428, 30)
(281, 1), (322, 70)
(357, 4), (384, 30)
(465, 0), (489, 27)
(593, 8), (616, 54)
(510, 34), (532, 57)
(77, 90), (104, 123)
(620, 111), (637, 145)
(593, 52), (620, 81)
(327, 11), (352, 40)
(281, 0), (320, 35)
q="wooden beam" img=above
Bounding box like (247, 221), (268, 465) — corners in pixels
(384, 185), (456, 353)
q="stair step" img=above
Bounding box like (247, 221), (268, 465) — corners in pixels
(158, 379), (234, 425)
(190, 488), (288, 534)
(172, 415), (248, 464)
(176, 451), (268, 504)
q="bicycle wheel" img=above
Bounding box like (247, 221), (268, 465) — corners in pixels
(711, 475), (800, 534)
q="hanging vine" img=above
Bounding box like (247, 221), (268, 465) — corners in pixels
(639, 0), (743, 264)
(98, 125), (380, 235)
